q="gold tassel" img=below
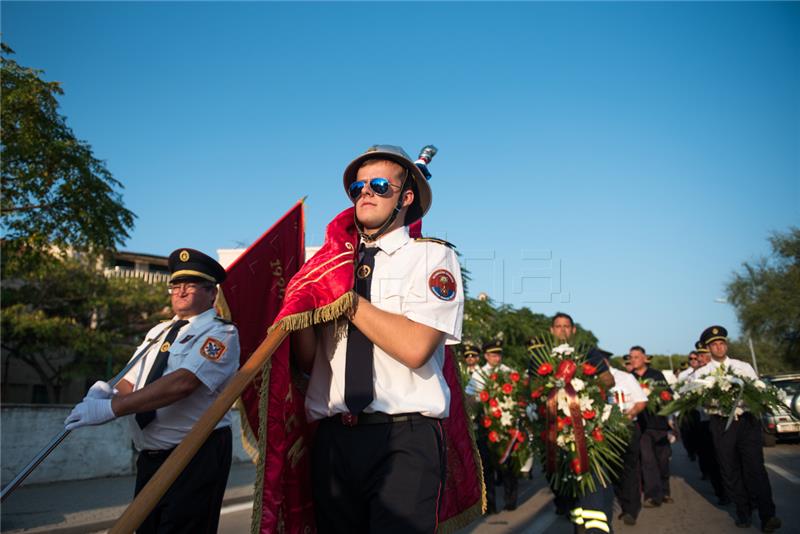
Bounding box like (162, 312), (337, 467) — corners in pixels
(249, 360), (272, 534)
(269, 291), (355, 334)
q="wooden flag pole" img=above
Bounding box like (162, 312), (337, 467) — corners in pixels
(109, 324), (288, 534)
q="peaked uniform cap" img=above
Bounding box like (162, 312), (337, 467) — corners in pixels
(483, 339), (503, 354)
(462, 342), (481, 358)
(526, 337), (546, 353)
(168, 248), (226, 284)
(694, 340), (710, 353)
(343, 144), (432, 225)
(700, 325), (728, 346)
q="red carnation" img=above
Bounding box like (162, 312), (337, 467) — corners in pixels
(537, 362), (553, 376)
(660, 390), (673, 402)
(502, 383), (513, 394)
(531, 387), (544, 400)
(518, 401), (527, 407)
(488, 431), (499, 443)
(640, 382), (648, 389)
(592, 428), (604, 442)
(489, 398), (499, 408)
(482, 417), (492, 428)
(490, 373), (498, 381)
(510, 372), (520, 382)
(571, 458), (583, 474)
(582, 363), (597, 375)
(557, 416), (571, 431)
(479, 390), (490, 402)
(582, 409), (596, 420)
(517, 432), (526, 443)
(492, 409), (502, 419)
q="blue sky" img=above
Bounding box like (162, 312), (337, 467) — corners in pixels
(3, 2), (798, 356)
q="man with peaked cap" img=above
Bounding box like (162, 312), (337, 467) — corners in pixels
(64, 248), (240, 533)
(291, 145), (464, 533)
(461, 341), (482, 378)
(676, 351), (701, 463)
(467, 339), (518, 513)
(691, 326), (780, 532)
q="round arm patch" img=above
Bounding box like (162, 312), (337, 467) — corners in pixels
(428, 269), (457, 301)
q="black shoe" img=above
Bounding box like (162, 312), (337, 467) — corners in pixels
(735, 517), (752, 528)
(662, 496), (674, 504)
(762, 517), (782, 533)
(620, 513), (637, 525)
(643, 498), (662, 508)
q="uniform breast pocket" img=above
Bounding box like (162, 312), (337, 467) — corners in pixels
(165, 347), (191, 372)
(373, 277), (405, 312)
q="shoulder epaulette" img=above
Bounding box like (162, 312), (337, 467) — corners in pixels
(214, 316), (235, 325)
(414, 237), (456, 249)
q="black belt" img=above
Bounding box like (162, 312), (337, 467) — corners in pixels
(140, 426), (230, 457)
(332, 412), (432, 427)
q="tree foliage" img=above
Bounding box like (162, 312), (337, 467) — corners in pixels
(1, 256), (169, 402)
(460, 298), (599, 372)
(726, 227), (800, 371)
(1, 43), (134, 270)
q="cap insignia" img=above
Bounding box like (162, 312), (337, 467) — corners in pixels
(179, 250), (190, 262)
(712, 328), (719, 335)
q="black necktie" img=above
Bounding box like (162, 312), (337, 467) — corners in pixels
(344, 245), (380, 414)
(136, 319), (189, 429)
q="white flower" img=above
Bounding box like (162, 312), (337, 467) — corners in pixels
(754, 380), (767, 391)
(720, 381), (731, 392)
(579, 396), (594, 412)
(501, 411), (513, 427)
(601, 404), (612, 422)
(552, 344), (575, 356)
(556, 434), (567, 448)
(571, 378), (585, 392)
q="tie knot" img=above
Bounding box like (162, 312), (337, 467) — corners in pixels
(174, 319), (190, 329)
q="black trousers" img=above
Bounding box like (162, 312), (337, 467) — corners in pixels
(614, 424), (641, 518)
(135, 426), (232, 534)
(312, 415), (446, 534)
(696, 420), (725, 499)
(709, 414), (775, 522)
(639, 428), (671, 502)
(679, 410), (700, 459)
(477, 429), (518, 511)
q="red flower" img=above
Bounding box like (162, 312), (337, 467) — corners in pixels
(490, 373), (498, 381)
(510, 372), (520, 382)
(582, 410), (596, 420)
(479, 390), (490, 402)
(582, 363), (597, 375)
(571, 458), (583, 474)
(660, 390), (673, 402)
(557, 416), (572, 431)
(513, 442), (520, 451)
(489, 398), (499, 408)
(537, 362), (553, 376)
(492, 409), (502, 419)
(592, 428), (604, 442)
(517, 432), (526, 443)
(517, 401), (527, 407)
(531, 387), (544, 400)
(640, 382), (648, 389)
(482, 417), (492, 428)
(502, 383), (513, 394)
(488, 431), (499, 443)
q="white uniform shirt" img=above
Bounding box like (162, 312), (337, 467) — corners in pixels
(122, 308), (240, 450)
(465, 362), (513, 397)
(609, 367), (647, 412)
(305, 226), (464, 421)
(677, 367), (695, 382)
(691, 356), (758, 380)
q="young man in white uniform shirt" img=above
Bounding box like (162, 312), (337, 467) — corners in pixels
(691, 326), (780, 532)
(65, 249), (240, 533)
(293, 145), (464, 534)
(608, 364), (648, 525)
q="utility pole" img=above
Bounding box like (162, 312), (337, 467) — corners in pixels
(748, 335), (759, 376)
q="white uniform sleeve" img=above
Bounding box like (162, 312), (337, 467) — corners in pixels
(177, 322), (240, 393)
(731, 359), (758, 380)
(465, 368), (484, 397)
(403, 243), (464, 344)
(121, 323), (171, 386)
(626, 374), (648, 403)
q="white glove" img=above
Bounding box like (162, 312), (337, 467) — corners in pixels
(86, 380), (118, 399)
(64, 398), (116, 430)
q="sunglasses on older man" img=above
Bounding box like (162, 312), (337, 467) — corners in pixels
(348, 177), (402, 200)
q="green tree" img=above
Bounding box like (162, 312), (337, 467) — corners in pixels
(726, 227), (800, 372)
(0, 44), (164, 402)
(1, 43), (134, 270)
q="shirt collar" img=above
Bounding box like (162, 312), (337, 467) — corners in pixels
(172, 307), (217, 327)
(363, 225), (410, 255)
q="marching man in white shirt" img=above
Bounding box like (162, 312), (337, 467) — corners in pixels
(692, 326), (780, 532)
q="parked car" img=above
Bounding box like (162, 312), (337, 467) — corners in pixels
(761, 373), (800, 447)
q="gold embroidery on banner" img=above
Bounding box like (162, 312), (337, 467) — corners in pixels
(286, 437), (307, 469)
(289, 259), (355, 294)
(285, 414), (298, 434)
(288, 245), (354, 286)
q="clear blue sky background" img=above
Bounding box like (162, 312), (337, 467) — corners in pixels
(3, 2), (798, 356)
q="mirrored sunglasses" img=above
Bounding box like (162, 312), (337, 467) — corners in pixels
(348, 177), (401, 200)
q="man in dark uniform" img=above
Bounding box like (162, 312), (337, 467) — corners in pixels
(677, 351), (701, 462)
(65, 249), (239, 534)
(548, 313), (616, 533)
(629, 345), (673, 508)
(460, 341), (481, 385)
(693, 326), (780, 532)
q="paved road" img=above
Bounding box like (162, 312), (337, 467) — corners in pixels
(217, 441), (800, 533)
